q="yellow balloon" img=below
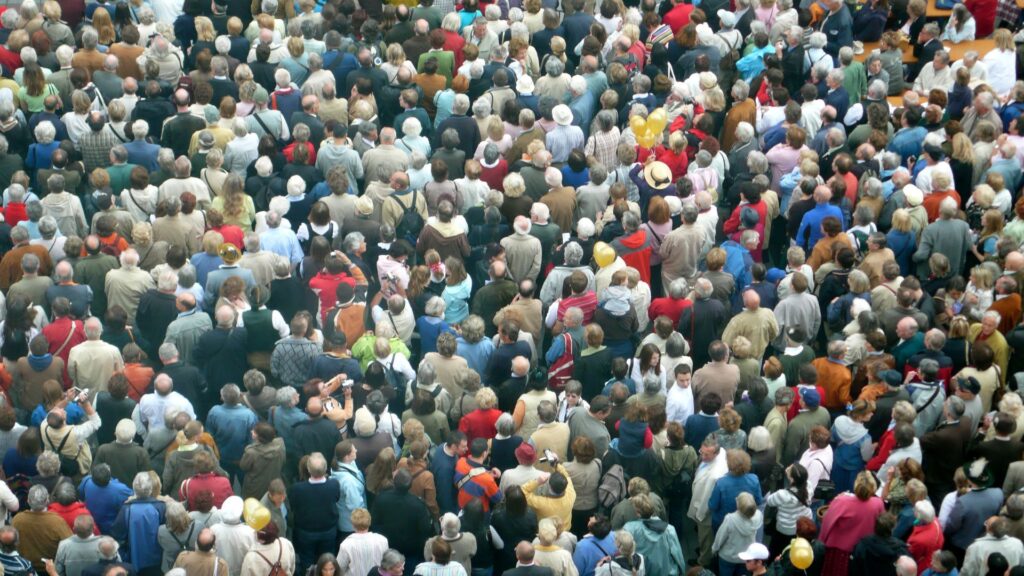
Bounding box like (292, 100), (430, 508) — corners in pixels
(636, 131), (657, 149)
(243, 498), (261, 523)
(593, 242), (616, 268)
(629, 115), (647, 136)
(790, 538), (814, 570)
(246, 505), (272, 531)
(646, 108), (668, 135)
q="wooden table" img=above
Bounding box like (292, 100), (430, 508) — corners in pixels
(926, 0), (953, 18)
(853, 38), (996, 64)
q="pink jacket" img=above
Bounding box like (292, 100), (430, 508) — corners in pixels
(819, 494), (885, 552)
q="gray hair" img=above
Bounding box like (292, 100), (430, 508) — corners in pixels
(417, 360), (436, 386)
(27, 485), (49, 511)
(276, 386), (299, 408)
(133, 471), (155, 498)
(735, 122), (754, 144)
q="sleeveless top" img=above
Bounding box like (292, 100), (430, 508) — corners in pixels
(242, 309), (278, 352)
(518, 390), (556, 440)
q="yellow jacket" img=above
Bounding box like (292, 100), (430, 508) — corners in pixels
(522, 463), (577, 531)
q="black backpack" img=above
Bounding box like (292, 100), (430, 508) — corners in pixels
(44, 429), (80, 477)
(394, 190), (425, 244)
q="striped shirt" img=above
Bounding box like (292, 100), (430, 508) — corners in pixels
(414, 562), (469, 576)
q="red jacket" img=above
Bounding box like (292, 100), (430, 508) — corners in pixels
(655, 147), (689, 180)
(180, 473), (234, 510)
(907, 519), (943, 574)
(866, 428), (895, 471)
(663, 2), (694, 33)
(3, 202), (26, 227)
(648, 296), (692, 326)
(212, 225), (244, 250)
(49, 502), (99, 534)
(309, 271), (360, 325)
(459, 408), (502, 442)
(965, 0), (996, 37)
(611, 230), (653, 284)
(41, 317), (87, 386)
(479, 160), (508, 192)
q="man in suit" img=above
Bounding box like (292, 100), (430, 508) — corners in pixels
(209, 56), (240, 107)
(290, 95), (326, 147)
(921, 396), (973, 504)
(402, 20), (431, 67)
(503, 542), (555, 576)
(779, 26), (806, 97)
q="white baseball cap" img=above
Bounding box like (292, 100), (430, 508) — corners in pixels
(738, 543), (770, 561)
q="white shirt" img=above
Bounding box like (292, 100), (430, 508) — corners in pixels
(757, 105), (787, 135)
(338, 532), (389, 576)
(135, 391), (196, 437)
(914, 161), (954, 193)
(666, 383), (695, 425)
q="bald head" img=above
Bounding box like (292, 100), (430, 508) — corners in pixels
(511, 356), (529, 376)
(196, 528), (216, 552)
(215, 305), (235, 328)
(1006, 251), (1024, 272)
(515, 542), (536, 563)
(743, 290), (760, 310)
(154, 373), (173, 395)
(490, 260), (507, 279)
(306, 396), (323, 416)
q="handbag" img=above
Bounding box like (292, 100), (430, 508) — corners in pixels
(812, 458), (836, 502)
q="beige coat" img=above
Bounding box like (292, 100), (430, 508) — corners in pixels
(67, 340), (125, 393)
(531, 422), (570, 473)
(721, 307), (780, 361)
(500, 233), (542, 283)
(104, 267), (156, 325)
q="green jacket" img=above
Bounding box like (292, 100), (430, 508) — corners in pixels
(73, 253), (118, 317)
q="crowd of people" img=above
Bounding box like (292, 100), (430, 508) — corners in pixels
(0, 0), (1023, 574)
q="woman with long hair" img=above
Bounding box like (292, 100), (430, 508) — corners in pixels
(364, 446), (397, 508)
(491, 486), (539, 572)
(210, 173), (254, 230)
(629, 344), (666, 393)
(983, 29), (1017, 96)
(941, 3), (975, 42)
(1, 296), (38, 372)
(764, 463), (812, 559)
(17, 63), (59, 114)
(381, 43), (417, 85)
(296, 202), (340, 255)
(92, 7), (117, 46)
(441, 257), (472, 325)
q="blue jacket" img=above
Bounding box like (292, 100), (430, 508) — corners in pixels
(430, 445), (459, 515)
(797, 203), (845, 251)
(887, 126), (928, 166)
(887, 230), (916, 276)
(685, 413), (720, 451)
(819, 5), (853, 57)
(205, 404), (258, 464)
(112, 498), (166, 571)
(721, 240), (753, 308)
(574, 533), (617, 576)
(331, 462), (366, 532)
(79, 476), (133, 534)
(269, 405), (308, 456)
(708, 473), (763, 527)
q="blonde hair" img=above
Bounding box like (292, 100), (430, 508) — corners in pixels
(891, 209), (912, 233)
(195, 16), (216, 42)
(386, 43), (406, 67)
